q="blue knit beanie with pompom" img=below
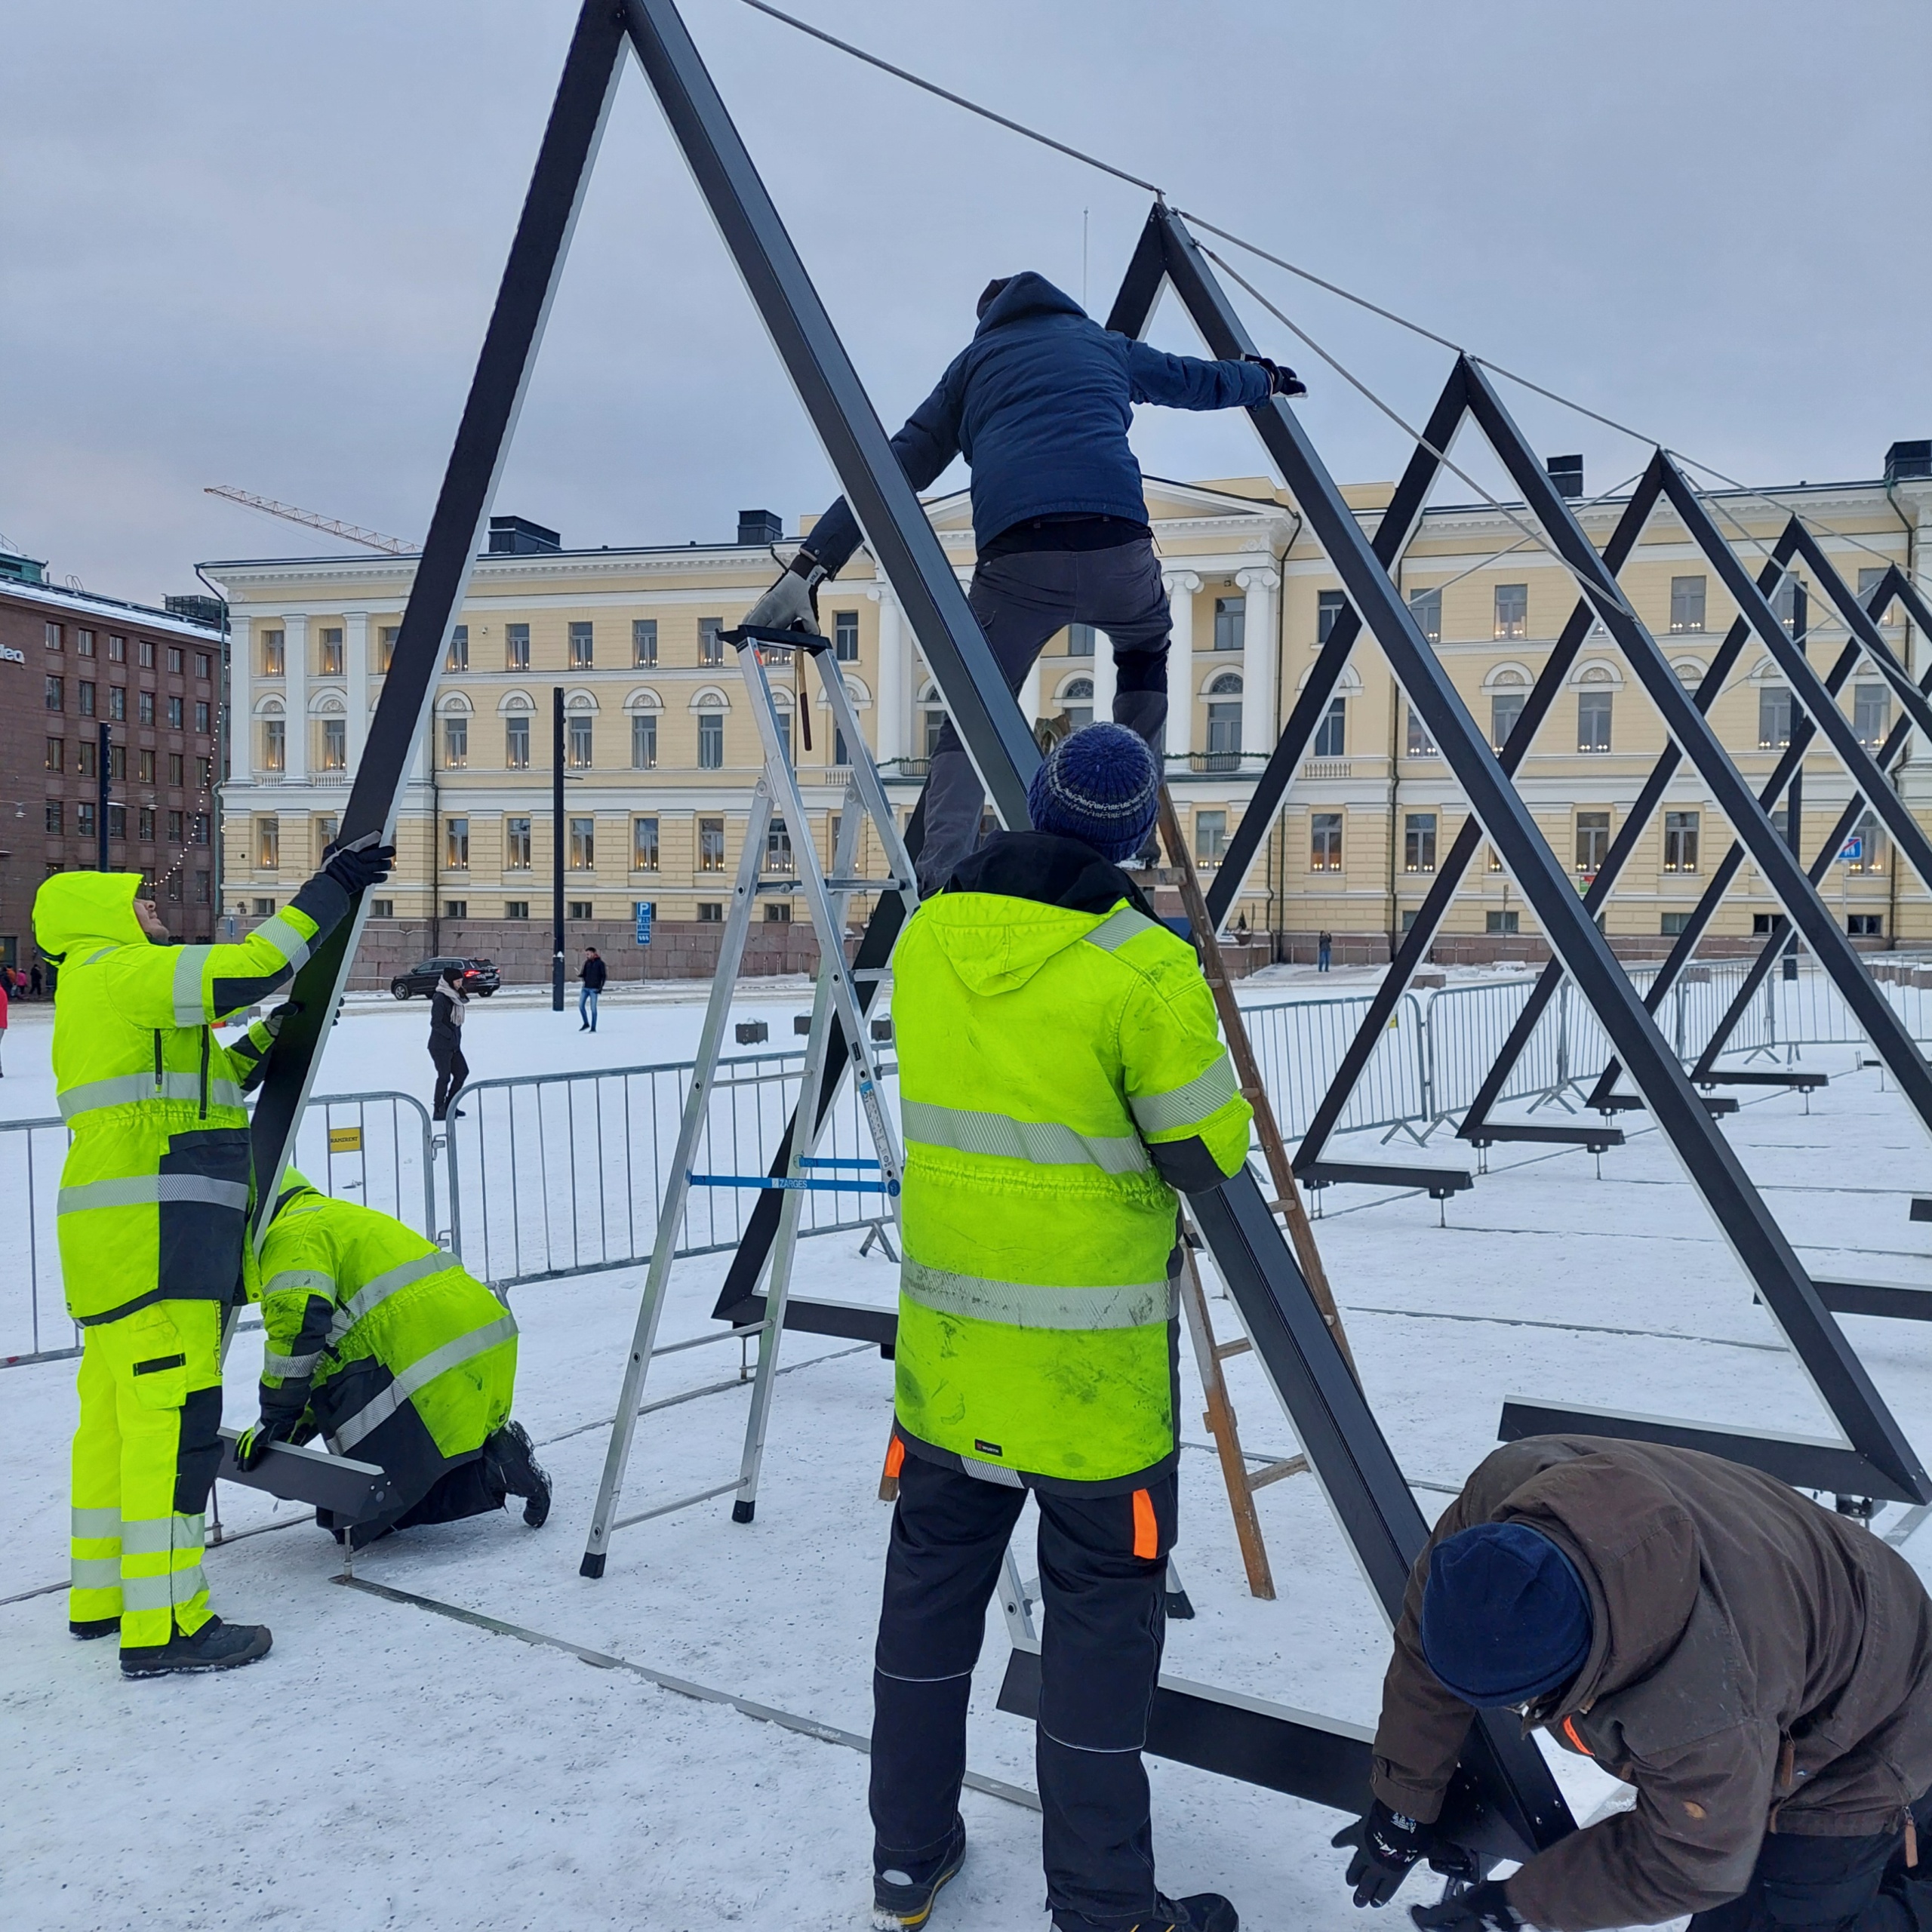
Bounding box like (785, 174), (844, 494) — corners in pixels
(1026, 724), (1159, 864)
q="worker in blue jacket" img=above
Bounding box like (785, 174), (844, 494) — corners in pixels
(745, 271), (1303, 893)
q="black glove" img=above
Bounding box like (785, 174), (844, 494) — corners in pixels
(1246, 352), (1308, 398)
(322, 833), (396, 896)
(235, 1412), (300, 1471)
(1411, 1880), (1519, 1932)
(263, 999), (300, 1035)
(1335, 1800), (1431, 1907)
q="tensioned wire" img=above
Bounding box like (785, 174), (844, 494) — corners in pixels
(733, 0), (1916, 580)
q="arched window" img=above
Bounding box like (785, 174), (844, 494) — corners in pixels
(1207, 671), (1243, 697)
(917, 681), (947, 761)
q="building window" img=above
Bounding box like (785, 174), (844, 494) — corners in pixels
(766, 818), (795, 873)
(78, 681), (95, 716)
(1660, 912), (1693, 937)
(569, 620), (594, 667)
(446, 624), (469, 671)
(1316, 589), (1346, 645)
(1774, 577), (1806, 637)
(108, 743), (126, 780)
(1494, 583), (1528, 639)
(139, 749), (155, 783)
(256, 817), (280, 869)
(632, 619), (658, 666)
(168, 751), (184, 784)
(922, 702), (946, 760)
(45, 737), (63, 772)
(1311, 696), (1346, 758)
(1059, 677), (1094, 731)
(167, 645), (183, 674)
(1205, 697), (1242, 761)
(137, 691), (155, 725)
(195, 755), (212, 789)
(633, 817), (660, 870)
(1577, 688), (1613, 752)
(1214, 598), (1245, 653)
(1407, 588), (1441, 644)
(1576, 811), (1611, 875)
(506, 623), (530, 669)
(191, 813), (209, 844)
(632, 713), (657, 769)
(1067, 623), (1096, 658)
(564, 900), (590, 921)
(248, 897), (275, 919)
(168, 810), (184, 844)
(1758, 687), (1793, 749)
(1310, 811), (1342, 872)
(1669, 575), (1707, 633)
(263, 719), (285, 771)
(77, 739), (97, 778)
(834, 611), (860, 662)
(506, 714), (530, 769)
(506, 901), (530, 920)
(139, 638), (155, 669)
(45, 675), (63, 711)
(444, 900), (468, 921)
(697, 902), (723, 922)
(1485, 910), (1520, 935)
(834, 725), (850, 765)
(189, 871), (210, 904)
(195, 701), (210, 734)
(1847, 810), (1885, 875)
(1854, 684), (1890, 749)
(104, 633), (123, 663)
(45, 801), (63, 834)
(1491, 689), (1526, 751)
(753, 900), (789, 925)
(168, 695), (183, 729)
(109, 686), (128, 722)
(45, 623), (62, 651)
(320, 718), (347, 771)
(195, 652), (210, 680)
(697, 710), (724, 769)
(76, 802), (97, 841)
(318, 627), (343, 675)
(568, 715), (593, 768)
(1404, 813), (1437, 873)
(569, 817), (595, 870)
(697, 817), (725, 872)
(1404, 706), (1436, 757)
(442, 715), (468, 768)
(1663, 810), (1699, 872)
(699, 617), (724, 665)
(444, 817), (469, 869)
(136, 806), (154, 843)
(1849, 914), (1884, 938)
(1195, 809), (1228, 867)
(506, 817), (532, 869)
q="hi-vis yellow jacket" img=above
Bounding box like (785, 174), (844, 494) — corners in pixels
(34, 870), (351, 1324)
(890, 833), (1253, 1491)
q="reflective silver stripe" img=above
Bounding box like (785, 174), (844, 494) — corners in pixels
(82, 946), (118, 967)
(120, 1513), (205, 1557)
(902, 1258), (1174, 1331)
(263, 1350), (321, 1380)
(121, 1565), (207, 1612)
(253, 912), (312, 971)
(328, 1315), (518, 1454)
(961, 1457), (1023, 1488)
(1129, 1054), (1241, 1137)
(328, 1251), (452, 1344)
(900, 1098), (1149, 1175)
(71, 1506), (121, 1541)
(58, 1071), (246, 1121)
(70, 1556), (122, 1590)
(172, 944), (215, 1025)
(58, 1174), (251, 1214)
(1083, 906), (1160, 953)
(264, 1268), (337, 1301)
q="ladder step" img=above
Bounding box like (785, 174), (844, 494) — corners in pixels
(1247, 1454), (1309, 1492)
(609, 1478), (742, 1534)
(1214, 1337), (1252, 1361)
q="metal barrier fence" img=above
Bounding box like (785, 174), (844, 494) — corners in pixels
(0, 1089), (436, 1367)
(442, 1049), (899, 1291)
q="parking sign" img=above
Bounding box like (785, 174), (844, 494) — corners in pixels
(634, 900), (654, 946)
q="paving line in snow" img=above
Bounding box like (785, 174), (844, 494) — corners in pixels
(1341, 1303), (1787, 1355)
(334, 1574), (1042, 1812)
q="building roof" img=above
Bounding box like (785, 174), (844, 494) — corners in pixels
(0, 571), (224, 638)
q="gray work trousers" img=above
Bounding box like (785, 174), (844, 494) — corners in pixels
(920, 540), (1171, 894)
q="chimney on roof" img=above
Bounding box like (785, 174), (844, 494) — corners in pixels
(1886, 441), (1931, 485)
(488, 515), (561, 555)
(737, 508), (783, 547)
(1546, 454), (1583, 500)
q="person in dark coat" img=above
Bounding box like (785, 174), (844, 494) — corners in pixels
(428, 964), (469, 1122)
(1337, 1435), (1932, 1932)
(1318, 930), (1334, 972)
(578, 947), (607, 1032)
(30, 961), (44, 998)
(743, 271), (1305, 894)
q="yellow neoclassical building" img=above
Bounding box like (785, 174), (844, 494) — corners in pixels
(202, 448), (1932, 977)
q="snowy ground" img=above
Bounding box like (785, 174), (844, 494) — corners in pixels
(5, 991), (1932, 1930)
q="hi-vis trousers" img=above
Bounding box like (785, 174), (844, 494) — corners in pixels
(69, 1299), (223, 1648)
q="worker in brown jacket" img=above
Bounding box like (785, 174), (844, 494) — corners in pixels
(1337, 1436), (1932, 1932)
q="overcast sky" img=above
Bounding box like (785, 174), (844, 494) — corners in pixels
(5, 0), (1929, 605)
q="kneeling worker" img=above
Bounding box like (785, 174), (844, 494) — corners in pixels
(237, 1172), (549, 1546)
(872, 724), (1254, 1932)
(1339, 1435), (1932, 1932)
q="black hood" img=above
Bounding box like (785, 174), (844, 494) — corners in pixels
(945, 830), (1158, 919)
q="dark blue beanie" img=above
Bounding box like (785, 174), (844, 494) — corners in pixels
(1026, 723), (1159, 863)
(1419, 1522), (1592, 1708)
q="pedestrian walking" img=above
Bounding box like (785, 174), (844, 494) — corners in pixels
(1318, 930), (1333, 972)
(578, 946), (607, 1032)
(30, 960), (44, 998)
(0, 964), (9, 1075)
(745, 272), (1303, 894)
(429, 964), (469, 1122)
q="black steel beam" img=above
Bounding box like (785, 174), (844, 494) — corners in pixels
(216, 1427), (392, 1521)
(245, 0), (630, 1231)
(1815, 1281), (1932, 1324)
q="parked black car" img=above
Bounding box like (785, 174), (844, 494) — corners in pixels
(389, 955), (500, 1000)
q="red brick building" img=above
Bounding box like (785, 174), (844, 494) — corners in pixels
(0, 549), (226, 974)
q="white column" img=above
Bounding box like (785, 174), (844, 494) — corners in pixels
(1164, 571), (1200, 660)
(227, 607), (254, 782)
(281, 612), (309, 782)
(1090, 636), (1117, 721)
(869, 585), (905, 763)
(1235, 567), (1280, 761)
(343, 611), (370, 769)
(1019, 654), (1043, 733)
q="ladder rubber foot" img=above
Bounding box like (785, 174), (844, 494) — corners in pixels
(1164, 1589), (1196, 1620)
(732, 1499), (756, 1524)
(580, 1551), (607, 1580)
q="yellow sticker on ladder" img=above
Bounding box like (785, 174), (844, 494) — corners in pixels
(328, 1127), (363, 1154)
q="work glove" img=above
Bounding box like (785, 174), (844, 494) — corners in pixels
(322, 831), (396, 897)
(743, 554), (826, 636)
(1335, 1800), (1432, 1907)
(1411, 1880), (1520, 1932)
(263, 999), (300, 1036)
(1245, 352), (1308, 398)
(235, 1412), (301, 1471)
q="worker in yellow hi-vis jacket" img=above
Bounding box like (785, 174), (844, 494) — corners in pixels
(35, 837), (391, 1679)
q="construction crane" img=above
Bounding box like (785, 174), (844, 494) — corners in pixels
(205, 485), (418, 555)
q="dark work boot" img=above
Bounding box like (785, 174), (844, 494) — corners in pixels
(872, 1816), (965, 1930)
(1054, 1897), (1236, 1932)
(484, 1420), (552, 1527)
(120, 1615), (272, 1678)
(69, 1617), (118, 1640)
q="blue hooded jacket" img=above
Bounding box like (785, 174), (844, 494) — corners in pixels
(803, 272), (1270, 574)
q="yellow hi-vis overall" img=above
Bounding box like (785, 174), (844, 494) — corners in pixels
(36, 870), (349, 1647)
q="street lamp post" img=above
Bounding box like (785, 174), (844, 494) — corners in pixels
(552, 686), (565, 1012)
